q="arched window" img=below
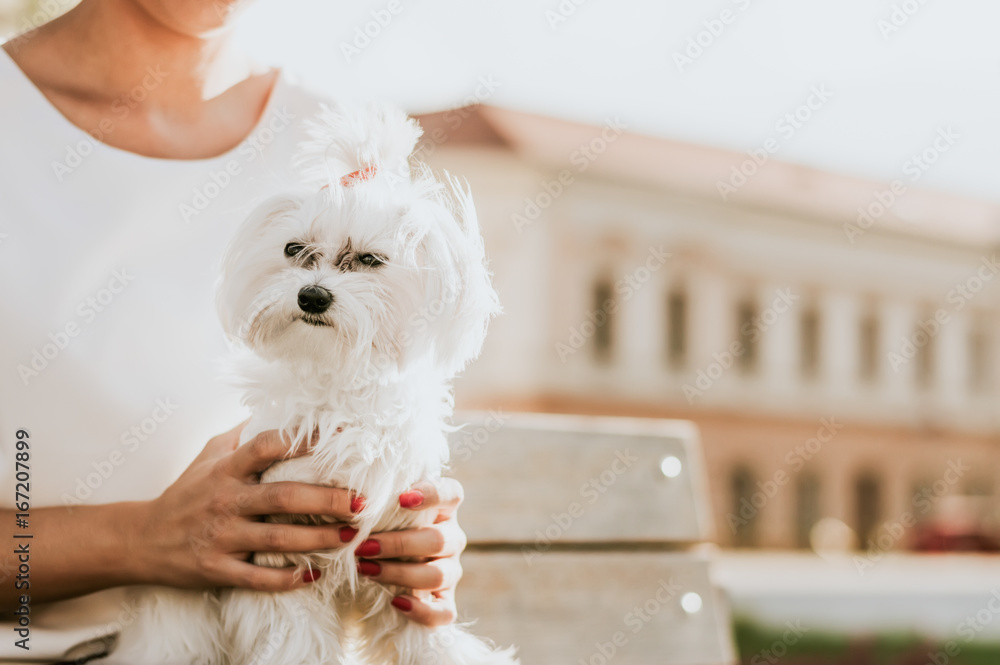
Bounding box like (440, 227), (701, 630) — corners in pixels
(859, 309), (880, 383)
(854, 472), (881, 549)
(591, 278), (614, 363)
(666, 287), (687, 370)
(735, 298), (758, 375)
(795, 473), (822, 549)
(969, 318), (992, 393)
(914, 314), (935, 390)
(800, 305), (820, 379)
(730, 466), (758, 548)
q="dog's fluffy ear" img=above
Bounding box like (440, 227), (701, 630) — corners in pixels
(297, 102), (423, 189)
(216, 193), (307, 343)
(403, 172), (502, 376)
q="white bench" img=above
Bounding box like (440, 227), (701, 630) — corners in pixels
(451, 412), (736, 665)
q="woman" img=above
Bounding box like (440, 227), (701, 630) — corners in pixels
(0, 0), (467, 661)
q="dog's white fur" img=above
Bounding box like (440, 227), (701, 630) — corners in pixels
(109, 104), (515, 665)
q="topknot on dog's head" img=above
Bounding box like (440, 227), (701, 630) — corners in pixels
(296, 102), (423, 192)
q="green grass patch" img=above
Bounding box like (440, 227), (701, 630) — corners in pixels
(733, 617), (1000, 665)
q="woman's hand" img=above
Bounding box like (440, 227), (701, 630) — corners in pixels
(130, 422), (469, 625)
(130, 422), (358, 591)
(355, 479), (468, 627)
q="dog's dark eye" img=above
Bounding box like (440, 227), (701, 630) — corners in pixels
(358, 253), (385, 268)
(285, 243), (306, 258)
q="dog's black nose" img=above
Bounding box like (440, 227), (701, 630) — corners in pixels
(297, 285), (333, 314)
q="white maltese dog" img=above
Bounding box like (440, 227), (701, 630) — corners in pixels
(111, 104), (516, 665)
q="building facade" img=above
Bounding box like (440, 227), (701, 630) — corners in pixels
(416, 105), (1000, 550)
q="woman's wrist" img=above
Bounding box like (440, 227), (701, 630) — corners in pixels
(101, 500), (158, 587)
(1, 501), (160, 607)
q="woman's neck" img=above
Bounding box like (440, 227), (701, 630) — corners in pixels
(3, 0), (277, 159)
(8, 0), (256, 112)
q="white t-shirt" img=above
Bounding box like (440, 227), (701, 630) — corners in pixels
(0, 48), (333, 662)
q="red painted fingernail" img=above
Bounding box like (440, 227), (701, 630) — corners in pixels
(303, 569), (321, 583)
(391, 596), (412, 612)
(355, 540), (381, 557)
(357, 560), (381, 576)
(351, 494), (366, 513)
(399, 490), (424, 509)
(340, 526), (358, 542)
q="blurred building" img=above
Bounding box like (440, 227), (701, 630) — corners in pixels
(416, 104), (1000, 550)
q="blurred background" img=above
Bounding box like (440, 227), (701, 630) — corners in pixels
(6, 1), (1000, 663)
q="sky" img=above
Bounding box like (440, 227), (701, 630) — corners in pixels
(234, 0), (1000, 205)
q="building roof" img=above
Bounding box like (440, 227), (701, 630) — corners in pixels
(414, 105), (1000, 250)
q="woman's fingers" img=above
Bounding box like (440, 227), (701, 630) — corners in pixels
(389, 590), (458, 627)
(242, 481), (355, 521)
(399, 478), (464, 523)
(357, 520), (466, 560)
(241, 522), (348, 554)
(196, 420), (248, 463)
(216, 559), (322, 592)
(358, 556), (462, 592)
(227, 429), (313, 479)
